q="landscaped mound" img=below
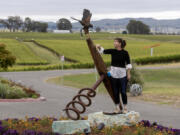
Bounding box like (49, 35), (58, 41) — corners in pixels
(0, 117), (179, 135)
(0, 79), (39, 99)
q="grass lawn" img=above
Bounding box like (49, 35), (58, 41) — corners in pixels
(47, 68), (180, 107)
(1, 32), (180, 71)
(1, 32), (180, 43)
(23, 42), (61, 64)
(133, 68), (180, 107)
(0, 39), (48, 64)
(37, 39), (180, 63)
(1, 32), (180, 63)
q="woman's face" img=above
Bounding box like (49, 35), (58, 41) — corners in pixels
(114, 40), (121, 49)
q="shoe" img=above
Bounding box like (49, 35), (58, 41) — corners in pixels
(123, 107), (128, 114)
(113, 108), (123, 114)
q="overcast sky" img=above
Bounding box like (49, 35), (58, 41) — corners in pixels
(0, 0), (180, 22)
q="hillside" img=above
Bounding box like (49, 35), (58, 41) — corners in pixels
(72, 18), (180, 33)
(46, 18), (180, 33)
(1, 18), (180, 33)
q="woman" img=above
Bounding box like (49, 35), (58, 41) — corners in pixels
(96, 38), (132, 113)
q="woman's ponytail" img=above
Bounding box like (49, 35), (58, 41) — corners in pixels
(122, 40), (126, 48)
(114, 38), (126, 48)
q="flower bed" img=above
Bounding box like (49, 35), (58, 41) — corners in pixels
(0, 79), (40, 99)
(0, 117), (179, 135)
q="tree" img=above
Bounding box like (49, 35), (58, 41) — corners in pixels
(0, 43), (16, 69)
(57, 18), (72, 31)
(31, 21), (48, 32)
(0, 16), (23, 32)
(0, 19), (11, 31)
(7, 16), (23, 32)
(122, 31), (127, 34)
(126, 20), (150, 34)
(38, 22), (48, 32)
(96, 27), (101, 32)
(14, 16), (23, 31)
(24, 17), (32, 32)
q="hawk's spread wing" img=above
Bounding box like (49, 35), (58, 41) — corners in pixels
(82, 9), (92, 25)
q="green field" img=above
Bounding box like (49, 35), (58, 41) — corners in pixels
(1, 32), (180, 70)
(0, 39), (64, 65)
(47, 68), (180, 107)
(0, 39), (48, 64)
(1, 32), (180, 42)
(38, 39), (180, 63)
(23, 42), (61, 64)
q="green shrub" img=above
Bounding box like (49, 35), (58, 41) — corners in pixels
(32, 94), (38, 98)
(6, 86), (28, 99)
(0, 43), (16, 69)
(0, 83), (8, 98)
(127, 62), (144, 92)
(134, 54), (180, 65)
(0, 82), (28, 99)
(16, 62), (49, 65)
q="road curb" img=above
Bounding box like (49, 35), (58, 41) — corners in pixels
(0, 97), (46, 102)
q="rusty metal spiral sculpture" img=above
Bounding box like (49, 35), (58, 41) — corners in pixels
(64, 75), (104, 120)
(63, 9), (121, 120)
(64, 88), (96, 120)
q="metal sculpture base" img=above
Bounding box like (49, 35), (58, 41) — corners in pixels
(103, 112), (124, 115)
(64, 75), (104, 120)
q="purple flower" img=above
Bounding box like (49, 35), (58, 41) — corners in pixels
(12, 118), (18, 121)
(0, 125), (7, 134)
(3, 129), (18, 135)
(53, 118), (58, 121)
(4, 118), (9, 121)
(0, 126), (4, 132)
(173, 129), (180, 135)
(37, 132), (44, 135)
(152, 122), (157, 126)
(22, 130), (36, 135)
(54, 133), (61, 135)
(48, 117), (58, 121)
(140, 120), (151, 127)
(28, 117), (39, 122)
(141, 120), (180, 134)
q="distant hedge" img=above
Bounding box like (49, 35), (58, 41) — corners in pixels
(134, 54), (180, 65)
(2, 54), (180, 72)
(16, 62), (49, 65)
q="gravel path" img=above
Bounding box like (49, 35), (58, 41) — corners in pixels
(0, 68), (180, 128)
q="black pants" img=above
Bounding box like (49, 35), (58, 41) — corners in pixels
(110, 76), (128, 105)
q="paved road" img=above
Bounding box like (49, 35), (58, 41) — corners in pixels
(0, 69), (180, 129)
